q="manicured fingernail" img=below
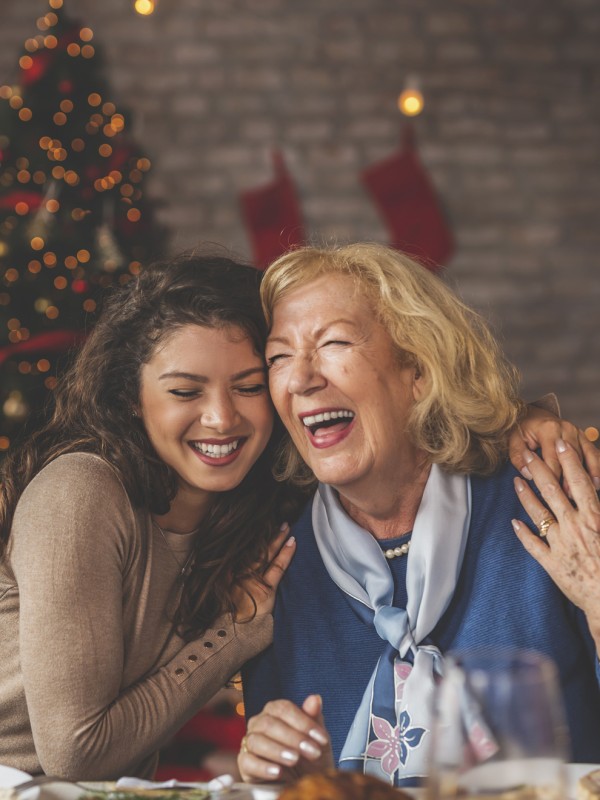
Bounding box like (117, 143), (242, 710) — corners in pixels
(285, 535), (296, 547)
(280, 521), (289, 531)
(309, 728), (328, 745)
(281, 749), (298, 764)
(556, 438), (567, 453)
(514, 477), (525, 493)
(266, 765), (281, 777)
(593, 477), (600, 491)
(523, 450), (534, 464)
(299, 740), (321, 758)
(521, 466), (533, 480)
(511, 519), (521, 532)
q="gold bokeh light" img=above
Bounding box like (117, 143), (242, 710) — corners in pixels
(134, 0), (157, 15)
(398, 88), (424, 117)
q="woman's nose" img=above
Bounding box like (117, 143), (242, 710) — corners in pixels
(200, 395), (240, 431)
(287, 354), (326, 396)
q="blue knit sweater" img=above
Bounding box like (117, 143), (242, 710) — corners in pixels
(243, 461), (600, 764)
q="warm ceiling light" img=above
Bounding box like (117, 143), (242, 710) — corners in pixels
(397, 75), (424, 117)
(134, 0), (157, 15)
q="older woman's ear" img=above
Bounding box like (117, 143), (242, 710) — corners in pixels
(412, 366), (426, 400)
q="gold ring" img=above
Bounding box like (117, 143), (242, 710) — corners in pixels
(241, 734), (249, 754)
(538, 516), (557, 538)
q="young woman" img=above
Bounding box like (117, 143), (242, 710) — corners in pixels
(0, 253), (306, 781)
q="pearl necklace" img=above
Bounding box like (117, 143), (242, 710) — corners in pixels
(383, 540), (411, 560)
(152, 519), (197, 578)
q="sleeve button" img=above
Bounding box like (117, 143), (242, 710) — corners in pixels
(188, 654), (198, 662)
(217, 630), (227, 637)
(175, 668), (184, 675)
(203, 641), (214, 649)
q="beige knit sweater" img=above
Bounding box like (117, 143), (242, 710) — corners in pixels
(0, 453), (273, 780)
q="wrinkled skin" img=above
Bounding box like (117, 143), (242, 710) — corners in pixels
(512, 439), (600, 652)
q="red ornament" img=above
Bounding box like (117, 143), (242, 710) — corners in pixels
(71, 280), (89, 294)
(0, 190), (44, 212)
(0, 329), (86, 367)
(84, 164), (102, 181)
(109, 142), (136, 172)
(20, 49), (54, 87)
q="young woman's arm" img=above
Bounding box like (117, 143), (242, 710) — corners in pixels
(10, 454), (276, 780)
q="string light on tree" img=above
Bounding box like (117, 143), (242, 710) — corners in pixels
(2, 390), (29, 422)
(585, 427), (599, 444)
(397, 75), (424, 117)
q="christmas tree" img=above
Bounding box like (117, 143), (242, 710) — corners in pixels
(0, 0), (167, 453)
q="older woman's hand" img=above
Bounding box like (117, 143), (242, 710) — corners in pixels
(238, 695), (333, 784)
(512, 439), (600, 652)
(508, 404), (600, 494)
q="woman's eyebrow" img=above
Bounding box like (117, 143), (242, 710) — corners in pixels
(231, 366), (267, 380)
(267, 318), (360, 345)
(158, 367), (266, 382)
(266, 335), (290, 346)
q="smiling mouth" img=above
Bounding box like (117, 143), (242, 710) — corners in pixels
(301, 409), (355, 437)
(189, 439), (244, 459)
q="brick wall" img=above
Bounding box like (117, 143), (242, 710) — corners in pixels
(1, 0), (599, 427)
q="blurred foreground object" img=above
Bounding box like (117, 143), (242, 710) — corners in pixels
(279, 770), (413, 800)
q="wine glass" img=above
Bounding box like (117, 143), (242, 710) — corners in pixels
(426, 648), (569, 800)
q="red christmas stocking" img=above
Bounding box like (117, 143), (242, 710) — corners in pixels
(239, 150), (304, 270)
(361, 124), (454, 270)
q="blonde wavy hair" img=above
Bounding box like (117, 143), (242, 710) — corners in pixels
(261, 243), (525, 482)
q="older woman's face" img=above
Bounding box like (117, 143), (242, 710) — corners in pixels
(266, 274), (423, 493)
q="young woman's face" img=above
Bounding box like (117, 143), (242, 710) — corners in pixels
(139, 324), (274, 502)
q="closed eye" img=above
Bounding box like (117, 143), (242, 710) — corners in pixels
(266, 353), (290, 368)
(169, 389), (200, 399)
(237, 383), (267, 396)
(323, 340), (350, 347)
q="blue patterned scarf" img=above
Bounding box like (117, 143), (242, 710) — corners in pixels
(312, 464), (471, 785)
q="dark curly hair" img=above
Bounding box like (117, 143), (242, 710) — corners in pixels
(0, 252), (307, 639)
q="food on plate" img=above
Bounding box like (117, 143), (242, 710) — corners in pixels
(80, 789), (209, 800)
(278, 770), (413, 800)
(577, 768), (600, 800)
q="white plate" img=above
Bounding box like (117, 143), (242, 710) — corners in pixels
(0, 765), (41, 800)
(567, 764), (599, 799)
(404, 764), (600, 800)
(0, 765), (33, 787)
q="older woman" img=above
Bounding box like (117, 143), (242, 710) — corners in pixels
(239, 243), (600, 786)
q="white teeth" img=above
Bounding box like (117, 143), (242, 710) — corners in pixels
(302, 410), (354, 427)
(192, 439), (240, 458)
